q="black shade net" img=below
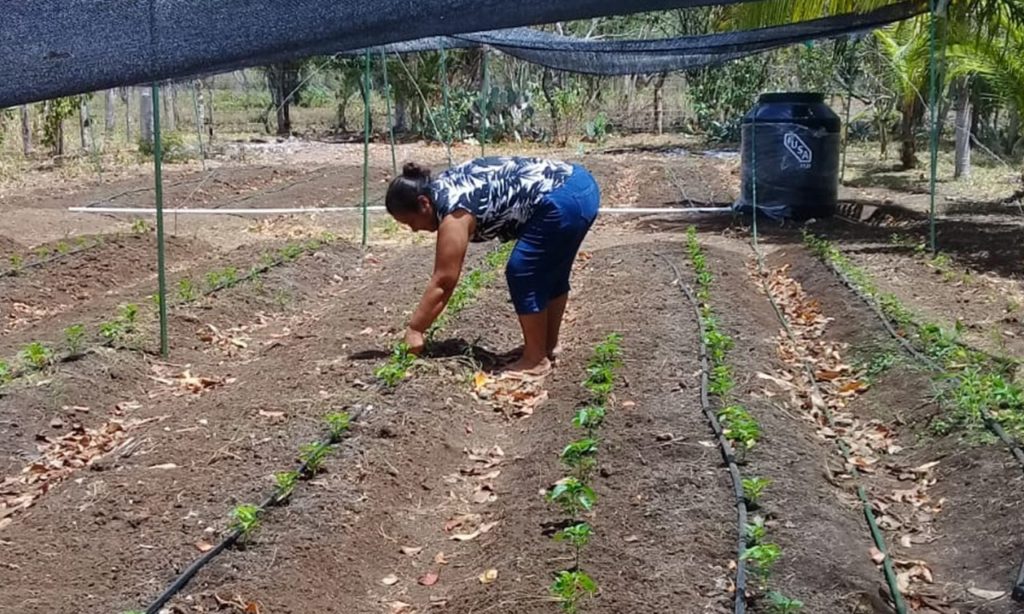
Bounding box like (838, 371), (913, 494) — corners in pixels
(340, 2), (922, 76)
(0, 0), (758, 108)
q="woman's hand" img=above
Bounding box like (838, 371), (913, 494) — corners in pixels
(404, 328), (426, 355)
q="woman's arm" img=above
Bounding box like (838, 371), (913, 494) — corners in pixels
(405, 210), (475, 353)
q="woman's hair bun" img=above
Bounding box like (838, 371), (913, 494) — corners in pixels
(402, 162), (430, 181)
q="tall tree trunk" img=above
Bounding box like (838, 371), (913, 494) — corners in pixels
(139, 87), (154, 147)
(104, 90), (116, 138)
(121, 88), (131, 142)
(541, 68), (558, 142)
(953, 77), (971, 180)
(78, 99), (86, 150)
(653, 72), (667, 136)
(163, 85), (176, 132)
(204, 79), (215, 140)
(20, 105), (32, 155)
(899, 98), (921, 170)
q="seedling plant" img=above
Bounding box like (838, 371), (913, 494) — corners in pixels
(550, 569), (597, 614)
(19, 341), (53, 370)
(229, 504), (262, 539)
(325, 411), (352, 442)
(299, 441), (333, 475)
(375, 343), (416, 387)
(274, 471), (300, 502)
(64, 324), (86, 356)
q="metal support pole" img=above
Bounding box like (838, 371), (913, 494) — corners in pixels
(362, 50), (371, 247)
(380, 51), (397, 175)
(152, 84), (169, 357)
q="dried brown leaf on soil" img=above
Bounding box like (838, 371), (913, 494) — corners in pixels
(479, 568), (498, 584)
(389, 601), (415, 614)
(967, 588), (1006, 600)
(400, 546), (423, 556)
(195, 540), (214, 553)
(434, 552), (449, 565)
(870, 547), (887, 564)
(418, 571), (439, 586)
(450, 521), (499, 541)
(381, 574), (399, 586)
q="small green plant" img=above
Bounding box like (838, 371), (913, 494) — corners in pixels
(863, 351), (897, 379)
(131, 219), (153, 234)
(33, 246), (51, 259)
(55, 241), (71, 255)
(718, 405), (761, 456)
(205, 267), (240, 290)
(766, 591), (804, 613)
(64, 324), (86, 355)
(745, 517), (767, 546)
(8, 253), (23, 271)
(299, 441), (333, 475)
(592, 333), (622, 367)
(554, 522), (593, 568)
(572, 405), (606, 433)
(583, 363), (615, 400)
(0, 360), (11, 384)
(177, 278), (198, 301)
(279, 243), (304, 261)
(549, 570), (598, 614)
(325, 411), (352, 442)
(741, 543), (782, 586)
(274, 470), (300, 501)
(742, 476), (771, 506)
(19, 342), (53, 370)
(229, 504), (262, 537)
(546, 477), (597, 519)
(560, 438), (599, 477)
(375, 343), (416, 387)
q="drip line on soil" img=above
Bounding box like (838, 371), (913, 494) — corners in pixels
(0, 241), (103, 279)
(808, 243), (1024, 601)
(748, 239), (909, 614)
(659, 253), (748, 614)
(143, 406), (367, 614)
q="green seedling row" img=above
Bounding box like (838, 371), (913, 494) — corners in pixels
(687, 228), (799, 608)
(805, 232), (1024, 438)
(0, 233), (339, 390)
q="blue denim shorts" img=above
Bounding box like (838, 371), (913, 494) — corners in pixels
(505, 165), (600, 314)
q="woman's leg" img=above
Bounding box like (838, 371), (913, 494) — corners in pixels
(545, 292), (568, 359)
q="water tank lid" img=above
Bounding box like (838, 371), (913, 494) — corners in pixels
(758, 92), (825, 104)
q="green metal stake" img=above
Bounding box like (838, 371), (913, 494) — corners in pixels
(439, 46), (454, 167)
(927, 0), (940, 255)
(380, 50), (397, 176)
(479, 47), (489, 158)
(362, 50), (371, 247)
(152, 83), (169, 358)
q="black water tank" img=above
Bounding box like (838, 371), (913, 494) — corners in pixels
(735, 92), (841, 221)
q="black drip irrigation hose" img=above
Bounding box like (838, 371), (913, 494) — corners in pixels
(749, 245), (909, 614)
(659, 253), (747, 614)
(0, 243), (322, 392)
(0, 241), (103, 279)
(809, 245), (1024, 601)
(144, 406), (367, 614)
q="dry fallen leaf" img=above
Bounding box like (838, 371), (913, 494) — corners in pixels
(258, 410), (286, 423)
(434, 552), (449, 565)
(149, 463), (178, 470)
(389, 601), (414, 614)
(967, 588), (1006, 600)
(419, 571), (439, 586)
(450, 521), (498, 542)
(400, 546), (423, 556)
(869, 547), (886, 564)
(381, 574), (399, 586)
(479, 569), (498, 584)
(444, 513), (481, 533)
(195, 540), (214, 553)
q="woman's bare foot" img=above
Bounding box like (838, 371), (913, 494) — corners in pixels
(502, 356), (552, 377)
(506, 344), (564, 362)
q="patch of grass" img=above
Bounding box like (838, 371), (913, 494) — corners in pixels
(0, 360), (12, 384)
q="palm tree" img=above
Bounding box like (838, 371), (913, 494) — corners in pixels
(727, 0), (1024, 172)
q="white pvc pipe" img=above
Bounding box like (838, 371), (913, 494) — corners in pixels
(68, 206), (730, 216)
